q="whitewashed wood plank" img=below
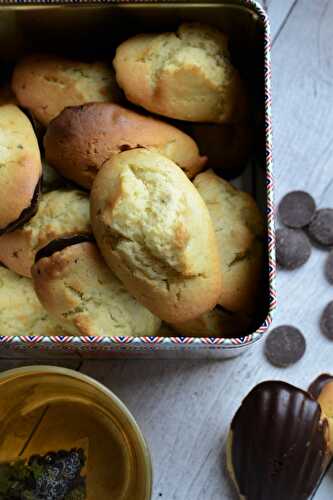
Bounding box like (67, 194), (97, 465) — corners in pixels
(269, 0), (298, 42)
(0, 357), (81, 371)
(256, 0), (297, 42)
(317, 468), (333, 500)
(272, 0), (333, 206)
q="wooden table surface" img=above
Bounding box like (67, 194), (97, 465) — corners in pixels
(2, 1), (333, 499)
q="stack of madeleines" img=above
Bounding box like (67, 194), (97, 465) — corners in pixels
(0, 22), (265, 337)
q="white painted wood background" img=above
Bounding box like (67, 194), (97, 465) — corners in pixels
(2, 1), (333, 498)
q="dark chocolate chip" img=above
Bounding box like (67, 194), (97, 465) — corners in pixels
(278, 191), (316, 228)
(308, 374), (333, 399)
(325, 251), (333, 284)
(320, 301), (333, 340)
(308, 209), (333, 247)
(35, 234), (94, 263)
(0, 178), (41, 236)
(276, 228), (311, 269)
(264, 325), (306, 367)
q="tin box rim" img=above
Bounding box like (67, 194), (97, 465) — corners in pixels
(0, 0), (276, 353)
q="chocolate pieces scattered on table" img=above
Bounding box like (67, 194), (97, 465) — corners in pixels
(276, 228), (311, 270)
(264, 324), (306, 367)
(277, 191), (333, 272)
(320, 301), (333, 340)
(308, 209), (333, 247)
(279, 190), (316, 229)
(325, 250), (333, 284)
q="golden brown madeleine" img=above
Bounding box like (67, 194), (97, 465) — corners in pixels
(0, 104), (42, 235)
(172, 170), (264, 338)
(170, 306), (253, 338)
(227, 381), (331, 500)
(195, 170), (264, 313)
(12, 54), (121, 126)
(309, 374), (333, 400)
(170, 306), (252, 339)
(0, 265), (66, 336)
(0, 189), (91, 277)
(318, 383), (333, 453)
(32, 237), (161, 337)
(90, 148), (222, 323)
(44, 102), (206, 189)
(309, 374), (333, 453)
(113, 23), (248, 124)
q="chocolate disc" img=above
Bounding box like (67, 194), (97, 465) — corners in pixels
(308, 209), (333, 246)
(276, 228), (311, 269)
(320, 301), (333, 340)
(264, 325), (306, 367)
(325, 251), (333, 285)
(278, 191), (316, 228)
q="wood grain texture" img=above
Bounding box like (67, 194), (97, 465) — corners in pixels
(257, 0), (297, 41)
(0, 357), (81, 371)
(2, 1), (333, 499)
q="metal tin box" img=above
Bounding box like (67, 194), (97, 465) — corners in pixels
(0, 0), (275, 358)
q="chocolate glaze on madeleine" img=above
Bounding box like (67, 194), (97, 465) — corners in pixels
(35, 234), (94, 263)
(0, 178), (41, 236)
(0, 103), (42, 235)
(309, 374), (333, 456)
(309, 374), (333, 400)
(228, 381), (330, 500)
(0, 189), (91, 278)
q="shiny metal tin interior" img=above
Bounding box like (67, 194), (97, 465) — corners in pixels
(0, 1), (275, 357)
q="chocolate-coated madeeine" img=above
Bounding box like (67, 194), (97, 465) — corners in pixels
(309, 374), (333, 454)
(2, 179), (41, 235)
(0, 104), (42, 235)
(309, 374), (333, 400)
(227, 381), (331, 500)
(0, 189), (91, 277)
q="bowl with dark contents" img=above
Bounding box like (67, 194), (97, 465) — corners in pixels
(0, 366), (152, 500)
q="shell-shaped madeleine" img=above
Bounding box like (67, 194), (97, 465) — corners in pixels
(228, 381), (330, 500)
(309, 374), (333, 399)
(309, 374), (333, 454)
